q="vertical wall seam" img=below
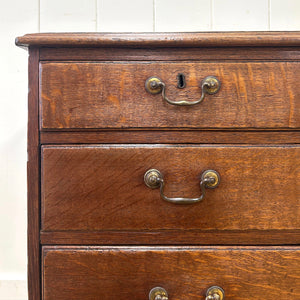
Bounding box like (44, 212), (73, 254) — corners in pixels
(95, 0), (98, 31)
(268, 0), (271, 30)
(153, 0), (156, 32)
(38, 0), (40, 32)
(210, 0), (213, 30)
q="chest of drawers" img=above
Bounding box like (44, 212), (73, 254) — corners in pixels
(16, 32), (300, 300)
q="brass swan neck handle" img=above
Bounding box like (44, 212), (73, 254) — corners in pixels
(149, 286), (225, 300)
(144, 169), (220, 204)
(145, 76), (220, 106)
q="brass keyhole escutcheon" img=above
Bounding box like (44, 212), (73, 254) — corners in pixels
(177, 73), (186, 89)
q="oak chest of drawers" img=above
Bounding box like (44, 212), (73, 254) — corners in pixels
(16, 32), (300, 300)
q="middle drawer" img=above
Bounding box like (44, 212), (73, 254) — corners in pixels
(41, 145), (299, 233)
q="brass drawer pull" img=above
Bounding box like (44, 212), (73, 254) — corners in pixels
(149, 287), (168, 300)
(145, 76), (220, 106)
(205, 286), (225, 300)
(149, 286), (224, 300)
(144, 169), (220, 204)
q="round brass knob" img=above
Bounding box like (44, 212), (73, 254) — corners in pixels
(149, 287), (168, 300)
(205, 286), (225, 300)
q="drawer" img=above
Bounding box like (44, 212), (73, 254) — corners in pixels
(42, 246), (300, 299)
(41, 145), (300, 233)
(40, 62), (300, 130)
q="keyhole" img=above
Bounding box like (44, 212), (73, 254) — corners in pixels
(177, 73), (186, 89)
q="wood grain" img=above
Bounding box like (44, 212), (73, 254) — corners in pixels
(15, 32), (300, 48)
(40, 61), (300, 129)
(40, 230), (300, 246)
(27, 47), (40, 300)
(42, 246), (300, 300)
(41, 145), (300, 232)
(40, 130), (300, 145)
(39, 47), (300, 61)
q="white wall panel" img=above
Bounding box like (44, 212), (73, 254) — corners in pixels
(155, 0), (211, 32)
(40, 0), (97, 32)
(270, 0), (300, 30)
(212, 0), (269, 31)
(98, 0), (153, 32)
(0, 0), (39, 298)
(0, 279), (27, 300)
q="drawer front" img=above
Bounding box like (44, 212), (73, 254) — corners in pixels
(42, 246), (300, 299)
(40, 62), (300, 129)
(41, 145), (300, 232)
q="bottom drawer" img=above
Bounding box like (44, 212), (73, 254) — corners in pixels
(42, 246), (299, 299)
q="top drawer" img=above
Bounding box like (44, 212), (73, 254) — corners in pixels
(40, 61), (300, 130)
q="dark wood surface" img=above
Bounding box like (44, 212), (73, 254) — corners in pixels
(40, 130), (300, 144)
(40, 230), (300, 246)
(41, 145), (300, 232)
(39, 47), (300, 61)
(27, 47), (40, 299)
(40, 61), (300, 129)
(42, 246), (300, 300)
(16, 32), (300, 48)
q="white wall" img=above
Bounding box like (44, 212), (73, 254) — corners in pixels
(1, 0), (299, 298)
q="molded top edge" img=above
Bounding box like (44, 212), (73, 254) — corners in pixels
(16, 32), (300, 49)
